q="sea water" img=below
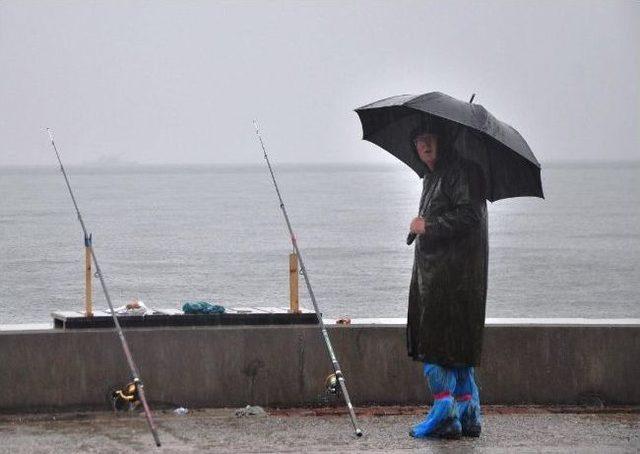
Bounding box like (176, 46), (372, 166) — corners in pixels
(0, 162), (638, 324)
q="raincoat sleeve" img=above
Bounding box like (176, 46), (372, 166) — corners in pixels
(426, 167), (481, 239)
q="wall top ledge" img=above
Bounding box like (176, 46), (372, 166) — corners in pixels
(1, 318), (640, 333)
(324, 317), (640, 327)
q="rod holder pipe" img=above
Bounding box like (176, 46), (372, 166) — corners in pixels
(289, 253), (300, 314)
(84, 234), (93, 317)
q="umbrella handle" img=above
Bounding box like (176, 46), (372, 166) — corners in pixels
(406, 232), (416, 245)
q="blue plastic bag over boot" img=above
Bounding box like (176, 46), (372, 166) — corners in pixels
(454, 367), (482, 437)
(410, 363), (462, 439)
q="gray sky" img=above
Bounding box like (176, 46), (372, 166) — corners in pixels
(1, 0), (638, 166)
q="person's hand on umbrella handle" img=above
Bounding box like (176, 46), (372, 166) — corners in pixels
(409, 217), (427, 235)
(407, 217), (426, 245)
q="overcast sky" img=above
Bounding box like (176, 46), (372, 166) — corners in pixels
(1, 1), (638, 166)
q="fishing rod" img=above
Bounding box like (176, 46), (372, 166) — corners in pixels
(253, 121), (363, 438)
(46, 129), (161, 448)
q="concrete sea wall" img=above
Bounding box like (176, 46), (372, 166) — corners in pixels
(0, 318), (638, 411)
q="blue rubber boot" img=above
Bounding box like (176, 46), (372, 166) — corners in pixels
(454, 367), (482, 437)
(410, 363), (462, 439)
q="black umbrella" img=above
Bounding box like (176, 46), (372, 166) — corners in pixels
(355, 92), (544, 202)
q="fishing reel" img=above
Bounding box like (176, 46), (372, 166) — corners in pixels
(325, 373), (341, 396)
(109, 379), (141, 412)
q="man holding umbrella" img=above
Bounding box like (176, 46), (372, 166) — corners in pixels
(406, 121), (487, 438)
(356, 92), (543, 439)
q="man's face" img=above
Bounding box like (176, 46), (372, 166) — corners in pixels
(415, 134), (438, 168)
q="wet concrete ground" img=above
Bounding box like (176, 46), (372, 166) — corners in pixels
(0, 406), (638, 453)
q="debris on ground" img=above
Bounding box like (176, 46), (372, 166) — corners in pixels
(235, 405), (266, 417)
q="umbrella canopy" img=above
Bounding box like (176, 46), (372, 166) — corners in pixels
(355, 92), (543, 202)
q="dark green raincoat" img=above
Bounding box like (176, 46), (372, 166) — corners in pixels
(407, 150), (488, 367)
